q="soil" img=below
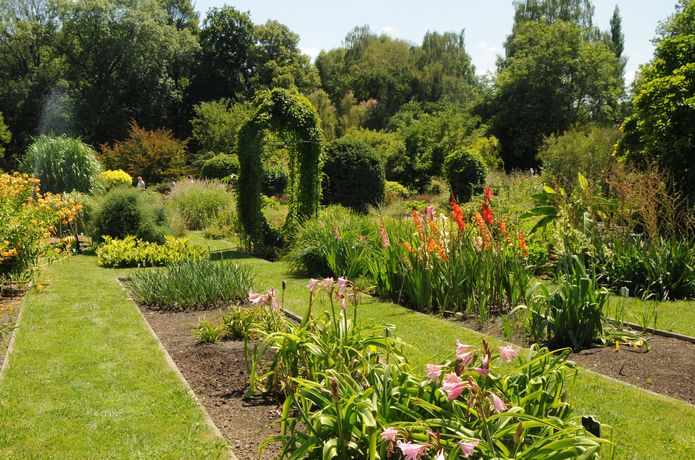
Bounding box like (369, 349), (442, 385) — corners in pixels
(0, 289), (26, 369)
(457, 315), (695, 406)
(140, 308), (282, 460)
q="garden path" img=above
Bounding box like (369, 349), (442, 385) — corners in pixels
(0, 256), (228, 458)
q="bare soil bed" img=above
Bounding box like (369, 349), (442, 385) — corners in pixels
(0, 288), (25, 369)
(458, 316), (695, 406)
(139, 308), (282, 460)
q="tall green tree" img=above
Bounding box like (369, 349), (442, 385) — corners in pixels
(616, 0), (695, 200)
(0, 0), (61, 158)
(58, 0), (198, 145)
(492, 19), (623, 168)
(0, 111), (10, 160)
(193, 6), (255, 102)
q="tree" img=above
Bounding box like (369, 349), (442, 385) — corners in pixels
(251, 20), (320, 93)
(58, 0), (198, 145)
(190, 99), (253, 154)
(194, 6), (255, 102)
(510, 0), (595, 31)
(0, 112), (11, 160)
(306, 90), (338, 140)
(616, 0), (695, 200)
(0, 0), (62, 159)
(491, 20), (623, 168)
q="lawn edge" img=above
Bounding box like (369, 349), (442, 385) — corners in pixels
(0, 290), (27, 380)
(116, 278), (236, 460)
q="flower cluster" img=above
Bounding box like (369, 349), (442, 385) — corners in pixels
(248, 288), (281, 311)
(307, 276), (358, 311)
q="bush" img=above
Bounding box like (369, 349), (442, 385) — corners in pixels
(538, 124), (620, 191)
(384, 180), (411, 204)
(0, 173), (82, 284)
(96, 235), (207, 268)
(100, 169), (132, 191)
(322, 138), (385, 212)
(285, 206), (378, 280)
(444, 148), (487, 203)
(169, 179), (233, 231)
(23, 135), (102, 194)
(190, 99), (252, 155)
(127, 259), (253, 310)
(200, 153), (239, 179)
(91, 187), (171, 243)
(260, 164), (288, 197)
(100, 121), (188, 185)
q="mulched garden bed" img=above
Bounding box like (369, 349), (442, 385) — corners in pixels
(457, 316), (695, 406)
(139, 308), (282, 460)
(0, 287), (27, 369)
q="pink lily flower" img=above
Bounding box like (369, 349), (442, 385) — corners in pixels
(499, 345), (518, 362)
(322, 277), (334, 289)
(458, 440), (479, 457)
(307, 278), (321, 293)
(490, 393), (508, 413)
(337, 277), (349, 292)
(396, 440), (428, 460)
(248, 291), (263, 305)
(442, 372), (467, 400)
(472, 352), (490, 377)
(435, 450), (445, 460)
(455, 340), (473, 359)
(458, 352), (473, 368)
(381, 426), (398, 442)
(426, 364), (444, 382)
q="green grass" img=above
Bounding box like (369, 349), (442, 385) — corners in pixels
(193, 234), (695, 459)
(0, 256), (228, 458)
(609, 294), (695, 337)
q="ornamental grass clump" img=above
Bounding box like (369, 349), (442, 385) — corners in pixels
(128, 259), (253, 310)
(169, 179), (234, 230)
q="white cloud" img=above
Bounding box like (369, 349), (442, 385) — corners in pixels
(301, 47), (321, 60)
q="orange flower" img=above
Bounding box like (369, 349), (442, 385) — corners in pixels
(411, 210), (423, 235)
(518, 231), (528, 257)
(474, 212), (491, 250)
(402, 241), (414, 253)
(450, 200), (466, 232)
(498, 220), (511, 244)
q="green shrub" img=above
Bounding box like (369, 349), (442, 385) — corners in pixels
(443, 148), (487, 203)
(96, 235), (207, 268)
(200, 153), (239, 179)
(322, 138), (385, 212)
(100, 169), (133, 191)
(127, 259), (254, 310)
(100, 121), (188, 185)
(23, 135), (102, 194)
(384, 180), (411, 204)
(194, 320), (223, 343)
(538, 124), (620, 191)
(169, 179), (233, 230)
(260, 164), (288, 197)
(91, 188), (171, 243)
(285, 206), (377, 280)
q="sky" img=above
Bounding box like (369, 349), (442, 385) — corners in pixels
(193, 0), (678, 83)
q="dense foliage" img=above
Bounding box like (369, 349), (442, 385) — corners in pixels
(322, 138), (385, 212)
(95, 235), (206, 268)
(237, 89), (324, 248)
(100, 169), (132, 190)
(23, 136), (102, 194)
(100, 122), (187, 186)
(617, 0), (695, 200)
(128, 260), (253, 310)
(169, 180), (234, 230)
(91, 188), (171, 243)
(444, 148), (488, 202)
(200, 154), (240, 180)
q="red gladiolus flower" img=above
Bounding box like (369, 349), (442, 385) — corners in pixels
(451, 200), (466, 232)
(484, 186), (494, 205)
(518, 231), (528, 257)
(482, 205), (494, 225)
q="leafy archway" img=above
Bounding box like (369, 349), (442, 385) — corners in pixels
(237, 88), (324, 248)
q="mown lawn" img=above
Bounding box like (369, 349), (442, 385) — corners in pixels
(0, 255), (227, 459)
(192, 234), (695, 459)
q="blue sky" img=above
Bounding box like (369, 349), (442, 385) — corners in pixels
(193, 1), (677, 83)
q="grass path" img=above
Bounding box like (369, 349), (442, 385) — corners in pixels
(0, 256), (227, 459)
(198, 235), (695, 459)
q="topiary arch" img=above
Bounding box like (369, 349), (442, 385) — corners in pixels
(237, 89), (324, 248)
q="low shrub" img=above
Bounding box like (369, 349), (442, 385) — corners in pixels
(322, 138), (385, 212)
(200, 153), (239, 179)
(100, 121), (188, 185)
(127, 259), (253, 310)
(0, 173), (82, 284)
(23, 135), (102, 194)
(169, 179), (233, 230)
(100, 169), (132, 190)
(91, 187), (171, 243)
(284, 206), (378, 280)
(444, 148), (487, 203)
(96, 235), (206, 268)
(384, 180), (411, 203)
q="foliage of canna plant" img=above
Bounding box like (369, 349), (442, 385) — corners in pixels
(369, 189), (530, 316)
(264, 336), (607, 458)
